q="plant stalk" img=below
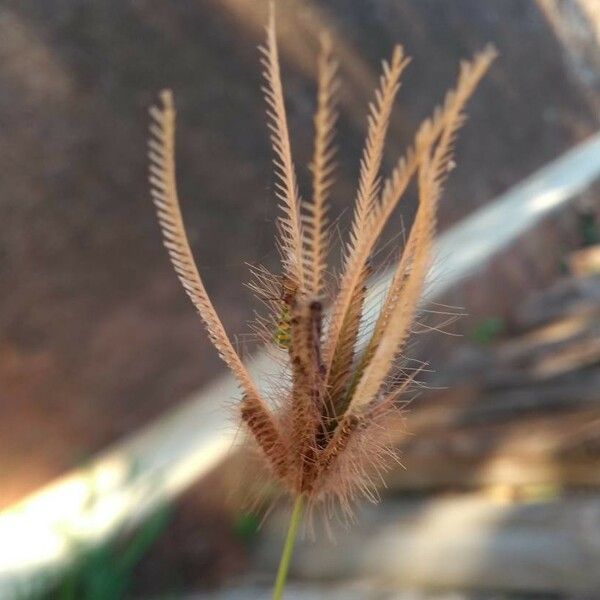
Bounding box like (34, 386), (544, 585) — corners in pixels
(272, 494), (304, 600)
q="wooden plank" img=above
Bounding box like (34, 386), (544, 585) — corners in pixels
(390, 407), (600, 490)
(257, 495), (600, 594)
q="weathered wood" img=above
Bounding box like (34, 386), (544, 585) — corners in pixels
(391, 407), (600, 489)
(387, 263), (600, 491)
(514, 274), (600, 330)
(569, 244), (600, 276)
(258, 495), (600, 594)
(187, 582), (502, 599)
(413, 371), (600, 429)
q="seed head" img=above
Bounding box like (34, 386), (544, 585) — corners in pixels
(148, 5), (496, 519)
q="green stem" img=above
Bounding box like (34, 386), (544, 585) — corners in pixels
(272, 495), (304, 600)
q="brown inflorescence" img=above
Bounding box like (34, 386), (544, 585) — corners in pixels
(148, 4), (496, 518)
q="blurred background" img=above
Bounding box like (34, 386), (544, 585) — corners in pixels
(0, 0), (599, 598)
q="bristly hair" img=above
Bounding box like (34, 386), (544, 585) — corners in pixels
(148, 3), (496, 518)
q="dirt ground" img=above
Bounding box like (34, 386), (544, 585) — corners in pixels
(0, 0), (598, 507)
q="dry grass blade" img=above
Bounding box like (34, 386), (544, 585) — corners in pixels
(428, 46), (498, 192)
(322, 146), (419, 377)
(303, 33), (338, 299)
(261, 3), (304, 289)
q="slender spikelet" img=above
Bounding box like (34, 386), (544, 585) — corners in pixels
(303, 33), (338, 299)
(260, 3), (304, 289)
(148, 7), (495, 521)
(352, 46), (498, 385)
(241, 394), (289, 480)
(316, 412), (362, 475)
(322, 45), (408, 368)
(347, 141), (439, 412)
(148, 90), (257, 398)
(348, 45), (409, 249)
(348, 51), (498, 411)
(288, 298), (325, 489)
(148, 89), (288, 477)
(326, 260), (372, 417)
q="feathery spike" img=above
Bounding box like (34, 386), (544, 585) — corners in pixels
(148, 90), (289, 467)
(148, 14), (495, 515)
(322, 45), (410, 371)
(349, 46), (498, 399)
(303, 32), (338, 299)
(326, 259), (372, 418)
(348, 46), (497, 412)
(148, 90), (257, 398)
(349, 45), (408, 240)
(261, 3), (304, 290)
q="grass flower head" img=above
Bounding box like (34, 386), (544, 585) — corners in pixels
(148, 7), (495, 591)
